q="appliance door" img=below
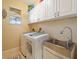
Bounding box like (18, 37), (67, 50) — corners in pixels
(26, 39), (33, 59)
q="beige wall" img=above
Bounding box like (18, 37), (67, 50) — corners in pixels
(33, 0), (41, 4)
(2, 0), (30, 51)
(29, 17), (77, 43)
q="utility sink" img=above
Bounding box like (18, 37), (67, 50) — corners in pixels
(47, 39), (73, 49)
(44, 39), (76, 58)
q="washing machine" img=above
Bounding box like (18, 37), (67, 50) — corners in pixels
(20, 32), (37, 59)
(21, 32), (49, 59)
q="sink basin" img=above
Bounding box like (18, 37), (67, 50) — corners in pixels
(44, 39), (75, 58)
(47, 39), (73, 49)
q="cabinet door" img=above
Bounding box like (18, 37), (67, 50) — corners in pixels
(72, 0), (77, 13)
(37, 1), (46, 21)
(29, 1), (46, 23)
(45, 0), (57, 19)
(59, 0), (72, 16)
(29, 8), (38, 23)
(43, 47), (63, 59)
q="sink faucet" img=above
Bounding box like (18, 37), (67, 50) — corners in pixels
(60, 26), (72, 48)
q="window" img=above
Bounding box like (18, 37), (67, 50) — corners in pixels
(9, 16), (21, 24)
(9, 7), (21, 25)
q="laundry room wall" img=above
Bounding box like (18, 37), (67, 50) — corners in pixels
(33, 0), (41, 4)
(2, 0), (30, 51)
(29, 17), (77, 43)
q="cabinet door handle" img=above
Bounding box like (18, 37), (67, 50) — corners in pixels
(57, 11), (59, 16)
(54, 12), (56, 17)
(54, 12), (59, 17)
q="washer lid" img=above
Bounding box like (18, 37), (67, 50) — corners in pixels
(23, 32), (37, 36)
(29, 32), (46, 37)
(23, 32), (49, 39)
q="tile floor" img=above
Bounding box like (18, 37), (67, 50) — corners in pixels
(3, 47), (25, 59)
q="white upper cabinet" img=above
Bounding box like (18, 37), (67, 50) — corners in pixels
(72, 0), (77, 13)
(45, 0), (77, 18)
(37, 1), (46, 21)
(59, 0), (72, 16)
(45, 0), (57, 19)
(29, 6), (39, 23)
(29, 0), (77, 24)
(29, 1), (46, 23)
